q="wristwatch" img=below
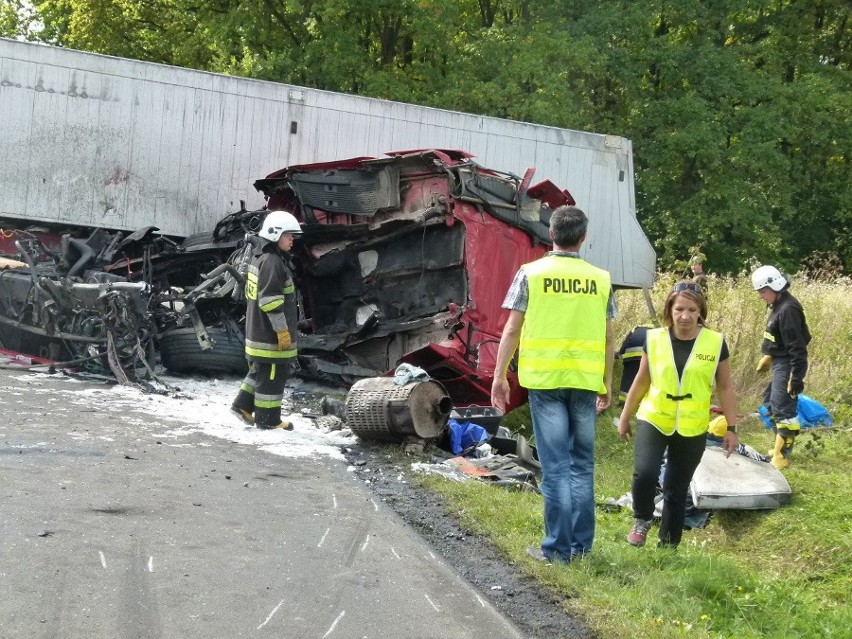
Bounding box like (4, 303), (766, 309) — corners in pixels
(726, 423), (738, 434)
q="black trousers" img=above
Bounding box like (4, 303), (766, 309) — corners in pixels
(231, 362), (289, 427)
(631, 420), (706, 547)
(762, 356), (798, 422)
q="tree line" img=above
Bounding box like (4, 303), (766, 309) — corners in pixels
(4, 0), (849, 274)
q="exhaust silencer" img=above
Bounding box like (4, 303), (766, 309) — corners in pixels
(345, 377), (452, 442)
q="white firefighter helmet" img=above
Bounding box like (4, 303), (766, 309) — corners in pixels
(258, 210), (302, 242)
(751, 265), (787, 292)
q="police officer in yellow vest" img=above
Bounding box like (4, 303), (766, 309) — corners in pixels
(491, 205), (615, 564)
(617, 281), (738, 548)
(230, 210), (302, 430)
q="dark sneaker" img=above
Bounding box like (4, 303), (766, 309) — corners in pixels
(230, 407), (253, 426)
(627, 519), (652, 547)
(525, 546), (552, 563)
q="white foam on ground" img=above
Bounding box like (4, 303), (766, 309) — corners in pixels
(7, 372), (354, 460)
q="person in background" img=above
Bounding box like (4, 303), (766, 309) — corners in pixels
(231, 210), (302, 430)
(690, 261), (708, 291)
(752, 265), (811, 469)
(617, 281), (738, 548)
(491, 205), (615, 564)
(617, 323), (654, 405)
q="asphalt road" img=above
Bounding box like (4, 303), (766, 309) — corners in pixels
(0, 369), (525, 639)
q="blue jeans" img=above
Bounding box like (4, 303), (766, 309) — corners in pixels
(528, 388), (597, 562)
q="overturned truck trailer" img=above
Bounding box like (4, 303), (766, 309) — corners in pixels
(0, 37), (653, 285)
(0, 39), (656, 407)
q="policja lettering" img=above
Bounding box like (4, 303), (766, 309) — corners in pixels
(695, 353), (716, 362)
(542, 277), (598, 295)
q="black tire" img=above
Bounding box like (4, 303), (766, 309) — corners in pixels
(159, 326), (247, 374)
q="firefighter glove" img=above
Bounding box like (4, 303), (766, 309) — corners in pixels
(788, 378), (804, 398)
(276, 329), (292, 350)
(756, 355), (772, 373)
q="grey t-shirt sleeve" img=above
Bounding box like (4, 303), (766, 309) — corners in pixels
(502, 269), (528, 312)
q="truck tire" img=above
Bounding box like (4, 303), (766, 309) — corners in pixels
(159, 327), (247, 374)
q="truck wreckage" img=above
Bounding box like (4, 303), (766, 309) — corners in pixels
(0, 149), (595, 411)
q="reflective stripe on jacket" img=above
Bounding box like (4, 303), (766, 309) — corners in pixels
(622, 346), (644, 360)
(637, 327), (723, 436)
(244, 250), (299, 363)
(518, 255), (610, 391)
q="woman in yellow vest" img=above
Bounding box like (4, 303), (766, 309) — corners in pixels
(617, 281), (738, 548)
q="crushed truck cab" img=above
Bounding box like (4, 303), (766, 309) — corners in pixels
(253, 149), (594, 411)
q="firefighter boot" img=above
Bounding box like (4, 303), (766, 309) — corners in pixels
(770, 433), (790, 470)
(766, 421), (778, 457)
(780, 432), (795, 465)
(256, 420), (294, 431)
(230, 407), (254, 426)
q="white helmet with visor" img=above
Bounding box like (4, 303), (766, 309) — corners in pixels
(751, 265), (787, 292)
(258, 210), (302, 242)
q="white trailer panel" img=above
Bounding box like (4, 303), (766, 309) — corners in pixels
(0, 38), (654, 287)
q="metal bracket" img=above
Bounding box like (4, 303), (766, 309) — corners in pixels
(187, 307), (213, 351)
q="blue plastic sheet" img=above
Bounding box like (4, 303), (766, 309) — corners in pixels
(447, 419), (489, 454)
(797, 393), (834, 428)
(758, 394), (833, 430)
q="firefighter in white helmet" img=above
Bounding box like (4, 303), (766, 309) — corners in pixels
(230, 210), (303, 430)
(751, 265), (811, 469)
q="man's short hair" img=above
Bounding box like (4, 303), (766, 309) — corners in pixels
(550, 205), (588, 248)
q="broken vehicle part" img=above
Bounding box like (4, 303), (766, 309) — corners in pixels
(251, 149), (575, 411)
(1, 149), (629, 411)
(0, 242), (155, 382)
(449, 405), (504, 437)
(345, 376), (452, 442)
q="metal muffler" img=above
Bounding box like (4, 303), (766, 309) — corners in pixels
(345, 377), (452, 442)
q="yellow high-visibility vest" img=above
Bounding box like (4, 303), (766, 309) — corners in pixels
(518, 255), (610, 391)
(637, 327), (723, 436)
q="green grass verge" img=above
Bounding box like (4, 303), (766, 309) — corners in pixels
(417, 419), (851, 638)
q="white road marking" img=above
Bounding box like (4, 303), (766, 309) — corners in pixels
(257, 599), (285, 630)
(148, 556), (154, 572)
(322, 610), (345, 638)
(98, 551), (106, 569)
(318, 527), (330, 548)
(474, 593), (486, 607)
(424, 594), (440, 612)
(391, 547), (401, 559)
(428, 551), (436, 560)
(332, 494), (337, 509)
(361, 535), (370, 552)
(370, 499), (378, 511)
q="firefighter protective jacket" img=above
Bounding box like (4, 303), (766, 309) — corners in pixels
(243, 243), (299, 364)
(760, 290), (811, 386)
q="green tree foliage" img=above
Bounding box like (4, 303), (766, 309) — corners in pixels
(12, 0), (851, 274)
(1, 1), (29, 37)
